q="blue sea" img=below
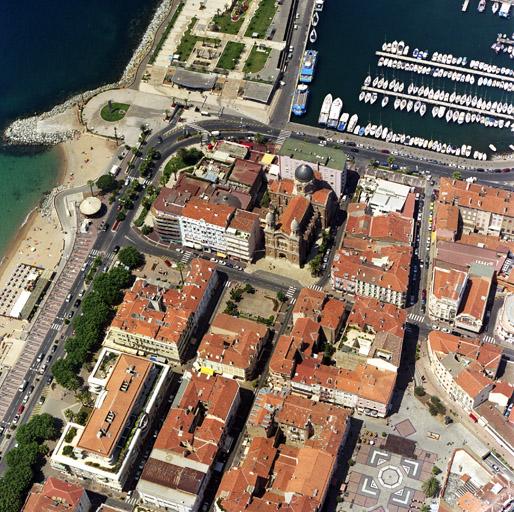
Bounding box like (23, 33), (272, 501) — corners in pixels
(0, 0), (161, 256)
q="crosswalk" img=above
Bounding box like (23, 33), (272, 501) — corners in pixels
(482, 335), (496, 344)
(180, 250), (193, 264)
(224, 280), (232, 288)
(50, 321), (62, 331)
(276, 129), (291, 146)
(125, 494), (139, 506)
(407, 313), (425, 324)
(309, 284), (323, 292)
(285, 286), (296, 298)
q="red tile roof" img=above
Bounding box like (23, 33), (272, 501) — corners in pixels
(348, 297), (406, 338)
(332, 245), (411, 294)
(439, 178), (514, 217)
(431, 265), (468, 301)
(22, 477), (86, 512)
(293, 358), (397, 406)
(454, 368), (493, 399)
(153, 373), (239, 466)
(428, 331), (503, 377)
(182, 197), (235, 227)
(279, 196), (311, 235)
(293, 288), (325, 319)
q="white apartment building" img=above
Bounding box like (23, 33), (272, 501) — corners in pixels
(428, 265), (468, 321)
(51, 351), (170, 490)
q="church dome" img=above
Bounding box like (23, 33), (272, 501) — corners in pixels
(290, 218), (300, 234)
(294, 163), (314, 183)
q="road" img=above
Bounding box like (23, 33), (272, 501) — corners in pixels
(1, 100), (513, 473)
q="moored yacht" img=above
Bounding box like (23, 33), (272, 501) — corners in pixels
(318, 93), (333, 124)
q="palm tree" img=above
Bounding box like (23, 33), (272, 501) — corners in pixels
(176, 261), (185, 285)
(422, 477), (440, 498)
(87, 180), (95, 197)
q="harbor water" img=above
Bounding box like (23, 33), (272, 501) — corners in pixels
(0, 0), (161, 257)
(297, 0), (514, 155)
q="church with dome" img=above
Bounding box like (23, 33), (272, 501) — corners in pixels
(264, 163), (337, 266)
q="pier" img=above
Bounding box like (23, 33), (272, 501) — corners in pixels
(362, 85), (514, 121)
(376, 50), (514, 83)
(462, 0), (470, 11)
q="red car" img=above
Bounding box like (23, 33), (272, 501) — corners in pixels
(17, 404), (25, 415)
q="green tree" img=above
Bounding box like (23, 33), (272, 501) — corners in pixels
(224, 300), (238, 315)
(52, 359), (80, 390)
(421, 505), (430, 512)
(178, 147), (204, 166)
(116, 211), (126, 221)
(0, 479), (23, 512)
(230, 288), (244, 302)
(141, 225), (152, 236)
(414, 386), (426, 397)
(244, 283), (255, 294)
(80, 292), (111, 324)
(62, 445), (75, 458)
(452, 171), (462, 180)
(309, 254), (323, 276)
(422, 476), (440, 497)
(96, 174), (117, 192)
(432, 465), (442, 476)
(277, 290), (286, 302)
(4, 442), (39, 468)
(117, 246), (145, 269)
(15, 414), (58, 445)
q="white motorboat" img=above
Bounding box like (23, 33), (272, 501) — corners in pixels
(394, 98), (401, 109)
(420, 103), (427, 116)
(312, 11), (319, 26)
(489, 144), (497, 151)
(370, 93), (378, 104)
(364, 75), (371, 86)
(309, 28), (317, 43)
(381, 95), (390, 107)
(327, 97), (343, 129)
(318, 93), (333, 124)
(359, 91), (365, 102)
(407, 100), (413, 112)
(347, 114), (359, 132)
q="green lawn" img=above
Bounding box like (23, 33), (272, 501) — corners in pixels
(149, 2), (184, 64)
(243, 45), (271, 73)
(100, 102), (130, 122)
(212, 1), (250, 35)
(176, 17), (221, 61)
(245, 0), (277, 38)
(217, 41), (245, 70)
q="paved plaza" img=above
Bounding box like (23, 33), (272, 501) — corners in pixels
(340, 435), (437, 511)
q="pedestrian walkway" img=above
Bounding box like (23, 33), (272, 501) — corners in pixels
(309, 284), (324, 292)
(180, 250), (193, 264)
(276, 129), (291, 146)
(408, 313), (425, 324)
(482, 334), (496, 344)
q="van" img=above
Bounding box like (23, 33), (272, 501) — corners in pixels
(18, 380), (28, 393)
(109, 165), (120, 177)
(210, 130), (220, 137)
(66, 293), (72, 302)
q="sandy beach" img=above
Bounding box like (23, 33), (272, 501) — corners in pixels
(0, 131), (117, 340)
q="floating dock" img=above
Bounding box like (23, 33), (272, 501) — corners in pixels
(376, 50), (514, 83)
(361, 85), (514, 121)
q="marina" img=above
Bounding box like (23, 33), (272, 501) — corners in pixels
(294, 0), (514, 157)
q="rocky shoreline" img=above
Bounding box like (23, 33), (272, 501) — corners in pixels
(4, 0), (175, 146)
